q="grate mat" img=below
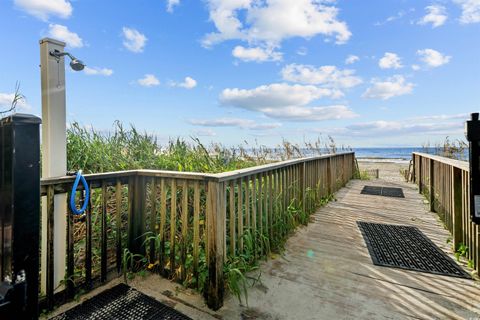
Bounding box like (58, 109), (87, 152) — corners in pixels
(50, 283), (192, 320)
(357, 222), (470, 279)
(361, 186), (404, 198)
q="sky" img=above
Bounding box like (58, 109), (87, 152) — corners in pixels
(0, 0), (479, 147)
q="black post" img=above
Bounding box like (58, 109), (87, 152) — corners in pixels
(0, 114), (41, 319)
(466, 112), (480, 224)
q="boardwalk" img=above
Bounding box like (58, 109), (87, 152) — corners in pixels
(216, 167), (480, 319)
(48, 164), (480, 320)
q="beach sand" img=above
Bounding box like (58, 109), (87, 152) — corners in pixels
(357, 159), (410, 182)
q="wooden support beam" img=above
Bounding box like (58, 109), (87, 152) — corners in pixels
(205, 180), (225, 310)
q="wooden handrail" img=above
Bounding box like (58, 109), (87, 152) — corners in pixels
(214, 152), (354, 182)
(39, 152), (356, 311)
(412, 152), (468, 171)
(411, 152), (477, 276)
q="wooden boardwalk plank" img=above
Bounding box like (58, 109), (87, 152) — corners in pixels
(218, 169), (480, 320)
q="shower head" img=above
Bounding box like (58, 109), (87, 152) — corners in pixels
(50, 50), (85, 71)
(69, 58), (85, 71)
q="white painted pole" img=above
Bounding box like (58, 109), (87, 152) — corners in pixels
(39, 38), (67, 294)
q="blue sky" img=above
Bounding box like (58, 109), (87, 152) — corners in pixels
(0, 0), (479, 147)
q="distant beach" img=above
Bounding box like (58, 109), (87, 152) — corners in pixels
(353, 147), (423, 162)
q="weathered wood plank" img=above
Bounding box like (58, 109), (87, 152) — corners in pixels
(193, 181), (200, 286)
(205, 180), (225, 310)
(115, 180), (123, 274)
(170, 179), (177, 277)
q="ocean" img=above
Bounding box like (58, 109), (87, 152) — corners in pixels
(353, 147), (424, 160)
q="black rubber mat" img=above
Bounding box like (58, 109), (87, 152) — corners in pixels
(357, 222), (471, 279)
(361, 186), (404, 198)
(50, 283), (192, 320)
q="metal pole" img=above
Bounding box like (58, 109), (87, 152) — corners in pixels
(39, 38), (68, 294)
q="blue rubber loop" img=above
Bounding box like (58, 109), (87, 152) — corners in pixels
(70, 170), (90, 215)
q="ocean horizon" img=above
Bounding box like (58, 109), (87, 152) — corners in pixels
(353, 147), (424, 160)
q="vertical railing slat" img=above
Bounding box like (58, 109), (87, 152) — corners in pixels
(181, 180), (189, 281)
(237, 178), (243, 252)
(150, 178), (157, 263)
(101, 182), (108, 282)
(193, 181), (200, 287)
(159, 178), (167, 275)
(251, 175), (257, 259)
(85, 183), (93, 290)
(170, 179), (177, 278)
(245, 176), (250, 233)
(115, 180), (123, 274)
(229, 180), (236, 256)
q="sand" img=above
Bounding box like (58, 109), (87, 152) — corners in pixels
(357, 159), (410, 183)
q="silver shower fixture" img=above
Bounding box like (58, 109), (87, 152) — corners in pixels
(49, 49), (85, 71)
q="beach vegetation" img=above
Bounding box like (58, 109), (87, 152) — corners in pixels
(421, 137), (468, 161)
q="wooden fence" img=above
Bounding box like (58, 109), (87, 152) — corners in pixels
(412, 152), (478, 273)
(40, 152), (355, 310)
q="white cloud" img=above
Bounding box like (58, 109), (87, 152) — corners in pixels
(170, 76), (197, 89)
(343, 119), (463, 137)
(378, 52), (403, 69)
(259, 105), (357, 122)
(314, 113), (466, 138)
(232, 46), (282, 62)
(192, 128), (217, 136)
(362, 75), (414, 100)
(417, 48), (451, 67)
(167, 0), (180, 13)
(221, 83), (342, 111)
(48, 24), (83, 48)
(138, 74), (160, 87)
(296, 46), (308, 56)
(14, 0), (72, 20)
(84, 67), (113, 76)
(411, 64), (421, 71)
(345, 55), (359, 65)
(454, 0), (480, 24)
(281, 64), (362, 89)
(418, 5), (447, 28)
(122, 27), (147, 53)
(410, 113), (468, 121)
(219, 83), (355, 121)
(202, 0), (351, 49)
(0, 92), (30, 111)
(189, 117), (281, 130)
(374, 9), (414, 26)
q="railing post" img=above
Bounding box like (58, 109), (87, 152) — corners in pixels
(452, 167), (463, 249)
(418, 155), (423, 194)
(128, 174), (146, 255)
(412, 154), (416, 183)
(327, 157), (332, 195)
(429, 158), (435, 212)
(205, 180), (225, 310)
(300, 162), (306, 213)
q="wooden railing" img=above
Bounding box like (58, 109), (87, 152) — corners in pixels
(40, 152), (355, 310)
(412, 152), (478, 273)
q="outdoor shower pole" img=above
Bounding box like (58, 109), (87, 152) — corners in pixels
(39, 38), (68, 294)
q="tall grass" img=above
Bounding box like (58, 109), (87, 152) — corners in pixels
(67, 121), (350, 174)
(65, 121), (346, 305)
(67, 121), (257, 173)
(421, 136), (468, 161)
